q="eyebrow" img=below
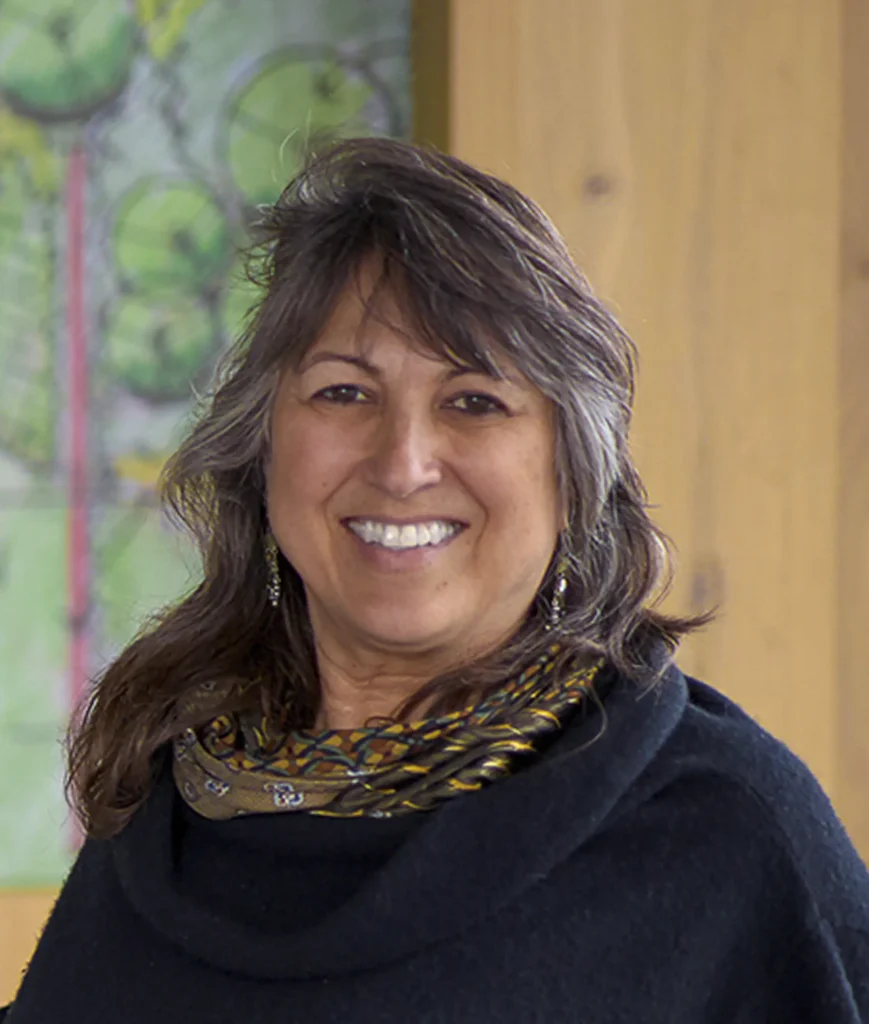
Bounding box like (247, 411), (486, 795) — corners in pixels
(299, 351), (522, 385)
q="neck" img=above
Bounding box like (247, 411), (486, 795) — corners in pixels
(312, 644), (448, 730)
(307, 610), (524, 731)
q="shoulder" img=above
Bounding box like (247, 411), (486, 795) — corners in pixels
(625, 671), (869, 934)
(597, 669), (869, 1018)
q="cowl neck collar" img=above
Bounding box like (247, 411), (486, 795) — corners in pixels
(111, 664), (688, 980)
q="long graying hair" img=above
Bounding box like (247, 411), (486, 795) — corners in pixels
(68, 137), (708, 837)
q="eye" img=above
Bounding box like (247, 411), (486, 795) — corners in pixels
(312, 384), (370, 405)
(448, 392), (509, 416)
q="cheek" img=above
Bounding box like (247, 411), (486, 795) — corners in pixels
(473, 434), (560, 538)
(267, 416), (356, 508)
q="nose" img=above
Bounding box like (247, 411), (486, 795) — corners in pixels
(364, 405), (443, 499)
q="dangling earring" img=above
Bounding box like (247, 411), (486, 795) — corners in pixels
(545, 554), (569, 632)
(264, 533), (281, 608)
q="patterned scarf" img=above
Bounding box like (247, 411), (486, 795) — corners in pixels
(173, 648), (600, 820)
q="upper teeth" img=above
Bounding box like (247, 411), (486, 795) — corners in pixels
(347, 520), (460, 549)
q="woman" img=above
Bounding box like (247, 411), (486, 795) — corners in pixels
(4, 138), (868, 1023)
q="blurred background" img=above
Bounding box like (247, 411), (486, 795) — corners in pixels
(1, 0), (866, 1003)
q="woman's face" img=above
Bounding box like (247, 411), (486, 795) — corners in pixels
(266, 266), (561, 668)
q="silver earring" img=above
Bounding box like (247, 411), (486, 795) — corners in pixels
(265, 534), (281, 608)
(545, 555), (569, 632)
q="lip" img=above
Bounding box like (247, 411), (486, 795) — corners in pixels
(340, 516), (469, 528)
(340, 518), (467, 571)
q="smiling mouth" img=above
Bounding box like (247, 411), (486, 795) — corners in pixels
(343, 519), (466, 550)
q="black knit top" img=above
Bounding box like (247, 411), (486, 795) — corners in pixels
(5, 665), (869, 1022)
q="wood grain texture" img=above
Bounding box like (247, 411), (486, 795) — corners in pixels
(450, 0), (843, 794)
(838, 0), (869, 859)
(0, 891), (56, 1005)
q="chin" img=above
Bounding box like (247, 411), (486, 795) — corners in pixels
(350, 612), (456, 652)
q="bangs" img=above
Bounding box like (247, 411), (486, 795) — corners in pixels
(350, 252), (516, 382)
(247, 145), (570, 392)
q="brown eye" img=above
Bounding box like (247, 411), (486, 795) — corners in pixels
(449, 392), (509, 416)
(314, 385), (369, 405)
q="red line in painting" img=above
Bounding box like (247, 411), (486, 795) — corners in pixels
(66, 144), (89, 719)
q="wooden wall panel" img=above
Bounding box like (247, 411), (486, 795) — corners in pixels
(839, 0), (869, 859)
(0, 892), (55, 1006)
(449, 0), (843, 794)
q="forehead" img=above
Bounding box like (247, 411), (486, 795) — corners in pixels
(309, 265), (406, 351)
(300, 257), (515, 378)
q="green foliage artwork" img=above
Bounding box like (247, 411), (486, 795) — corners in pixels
(225, 52), (375, 207)
(0, 163), (55, 467)
(114, 178), (231, 296)
(0, 0), (410, 886)
(106, 293), (216, 401)
(0, 0), (137, 122)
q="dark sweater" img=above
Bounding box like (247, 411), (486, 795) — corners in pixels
(4, 666), (869, 1023)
